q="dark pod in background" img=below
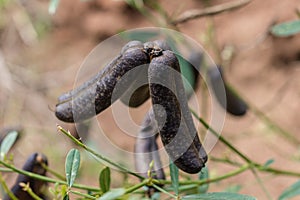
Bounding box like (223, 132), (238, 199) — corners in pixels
(208, 66), (248, 116)
(3, 153), (48, 200)
(134, 109), (165, 181)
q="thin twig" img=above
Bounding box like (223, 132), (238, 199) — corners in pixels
(0, 159), (100, 192)
(190, 109), (252, 163)
(0, 172), (18, 200)
(226, 83), (300, 146)
(211, 156), (300, 177)
(57, 125), (144, 180)
(172, 0), (252, 25)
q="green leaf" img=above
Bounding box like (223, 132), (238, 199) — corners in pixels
(271, 20), (300, 37)
(65, 149), (81, 188)
(63, 194), (69, 200)
(98, 188), (125, 200)
(169, 161), (179, 195)
(182, 192), (257, 200)
(119, 31), (159, 43)
(0, 131), (18, 160)
(151, 192), (161, 200)
(278, 180), (300, 200)
(99, 167), (111, 193)
(263, 159), (274, 168)
(223, 185), (242, 193)
(177, 55), (197, 98)
(48, 0), (60, 15)
(198, 166), (209, 193)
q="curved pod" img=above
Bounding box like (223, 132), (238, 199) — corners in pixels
(148, 50), (207, 174)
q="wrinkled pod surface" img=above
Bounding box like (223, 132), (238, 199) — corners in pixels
(148, 50), (207, 174)
(55, 41), (149, 122)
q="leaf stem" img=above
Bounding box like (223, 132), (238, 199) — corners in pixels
(125, 179), (148, 194)
(152, 184), (178, 199)
(41, 162), (65, 181)
(172, 0), (252, 25)
(0, 159), (100, 192)
(211, 156), (300, 177)
(0, 172), (18, 200)
(69, 190), (97, 199)
(57, 125), (144, 180)
(190, 109), (252, 163)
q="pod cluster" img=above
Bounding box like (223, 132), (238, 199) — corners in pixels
(55, 39), (248, 179)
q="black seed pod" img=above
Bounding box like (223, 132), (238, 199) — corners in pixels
(4, 153), (48, 200)
(208, 66), (248, 116)
(134, 109), (165, 181)
(120, 40), (170, 108)
(148, 50), (207, 174)
(55, 43), (149, 122)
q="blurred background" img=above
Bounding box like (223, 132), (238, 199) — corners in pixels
(0, 0), (299, 199)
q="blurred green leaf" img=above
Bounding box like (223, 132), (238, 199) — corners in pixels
(182, 192), (257, 200)
(120, 31), (159, 43)
(0, 131), (18, 160)
(48, 0), (60, 15)
(99, 167), (111, 193)
(278, 180), (300, 200)
(169, 161), (179, 195)
(99, 188), (125, 200)
(263, 159), (275, 168)
(65, 149), (81, 188)
(271, 20), (300, 37)
(223, 185), (242, 193)
(177, 55), (197, 97)
(125, 0), (144, 10)
(63, 194), (69, 200)
(151, 192), (161, 200)
(198, 166), (209, 193)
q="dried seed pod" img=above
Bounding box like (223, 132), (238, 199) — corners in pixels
(57, 41), (145, 104)
(120, 40), (171, 108)
(55, 43), (149, 122)
(4, 153), (48, 200)
(148, 50), (207, 174)
(118, 65), (150, 108)
(208, 66), (248, 116)
(134, 109), (165, 181)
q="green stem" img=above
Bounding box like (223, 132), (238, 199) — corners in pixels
(69, 190), (97, 199)
(0, 172), (18, 200)
(20, 182), (43, 200)
(211, 156), (300, 177)
(154, 164), (250, 186)
(226, 83), (300, 146)
(125, 179), (148, 194)
(0, 159), (100, 192)
(0, 167), (13, 172)
(190, 109), (252, 163)
(57, 125), (144, 180)
(251, 105), (300, 146)
(249, 168), (272, 200)
(152, 184), (178, 199)
(210, 156), (242, 167)
(254, 163), (300, 177)
(41, 162), (65, 181)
